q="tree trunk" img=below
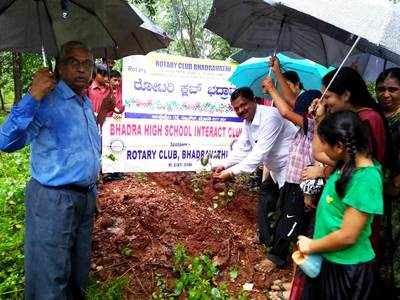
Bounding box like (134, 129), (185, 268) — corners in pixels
(12, 51), (23, 104)
(0, 55), (4, 111)
(0, 89), (4, 111)
(171, 1), (190, 57)
(180, 0), (199, 58)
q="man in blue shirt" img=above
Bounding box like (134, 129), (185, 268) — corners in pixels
(0, 41), (112, 299)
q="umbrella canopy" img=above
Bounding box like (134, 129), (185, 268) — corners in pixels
(230, 49), (273, 63)
(0, 0), (146, 57)
(335, 53), (399, 83)
(205, 0), (355, 66)
(91, 4), (172, 59)
(230, 49), (306, 63)
(267, 0), (400, 65)
(205, 0), (400, 66)
(229, 52), (331, 97)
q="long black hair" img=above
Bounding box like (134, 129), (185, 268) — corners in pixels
(322, 67), (381, 112)
(317, 111), (371, 197)
(376, 67), (400, 87)
(323, 67), (392, 168)
(282, 70), (304, 90)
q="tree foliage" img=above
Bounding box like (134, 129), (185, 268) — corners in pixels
(0, 52), (42, 108)
(0, 140), (30, 297)
(130, 0), (235, 59)
(133, 0), (157, 16)
(151, 0), (234, 60)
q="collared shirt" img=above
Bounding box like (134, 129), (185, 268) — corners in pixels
(223, 105), (296, 187)
(88, 80), (109, 114)
(112, 85), (125, 116)
(88, 81), (124, 117)
(0, 80), (101, 187)
(285, 117), (315, 184)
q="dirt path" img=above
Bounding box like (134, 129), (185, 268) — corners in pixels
(91, 173), (292, 299)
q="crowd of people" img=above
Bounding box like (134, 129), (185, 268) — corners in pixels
(213, 56), (400, 299)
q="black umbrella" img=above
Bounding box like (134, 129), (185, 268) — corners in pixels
(0, 0), (144, 63)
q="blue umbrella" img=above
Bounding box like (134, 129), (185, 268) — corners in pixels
(229, 53), (332, 98)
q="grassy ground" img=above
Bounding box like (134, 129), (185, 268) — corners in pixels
(0, 113), (28, 298)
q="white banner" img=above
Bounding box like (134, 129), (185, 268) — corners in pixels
(102, 53), (241, 172)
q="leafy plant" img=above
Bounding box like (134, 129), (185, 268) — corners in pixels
(0, 143), (30, 297)
(173, 244), (190, 273)
(212, 182), (236, 209)
(120, 244), (133, 257)
(85, 275), (130, 300)
(172, 245), (229, 300)
(234, 173), (260, 194)
(200, 155), (210, 167)
(134, 172), (148, 183)
(190, 171), (211, 199)
(105, 153), (117, 161)
(210, 170), (262, 209)
(151, 273), (170, 300)
(237, 288), (249, 300)
(153, 244), (236, 299)
(228, 266), (238, 282)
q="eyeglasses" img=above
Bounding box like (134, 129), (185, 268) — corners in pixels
(63, 57), (94, 70)
(376, 85), (400, 94)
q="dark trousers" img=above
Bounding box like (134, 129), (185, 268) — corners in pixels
(258, 177), (280, 246)
(267, 182), (307, 266)
(24, 179), (96, 300)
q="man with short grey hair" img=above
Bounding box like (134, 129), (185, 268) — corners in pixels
(0, 41), (113, 299)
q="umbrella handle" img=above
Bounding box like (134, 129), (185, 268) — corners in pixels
(41, 46), (47, 68)
(61, 0), (69, 19)
(268, 16), (285, 77)
(268, 53), (277, 77)
(36, 0), (48, 68)
(320, 36), (361, 100)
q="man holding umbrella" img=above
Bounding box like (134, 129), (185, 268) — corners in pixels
(0, 41), (113, 299)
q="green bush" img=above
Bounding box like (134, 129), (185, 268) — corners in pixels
(85, 276), (130, 300)
(0, 144), (30, 298)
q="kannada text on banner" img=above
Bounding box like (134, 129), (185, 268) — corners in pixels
(102, 53), (241, 172)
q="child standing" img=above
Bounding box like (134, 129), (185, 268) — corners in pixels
(109, 70), (125, 116)
(257, 76), (331, 275)
(297, 111), (383, 300)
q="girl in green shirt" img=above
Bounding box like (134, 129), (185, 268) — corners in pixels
(297, 111), (383, 300)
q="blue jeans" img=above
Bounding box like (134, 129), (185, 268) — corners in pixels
(24, 179), (96, 300)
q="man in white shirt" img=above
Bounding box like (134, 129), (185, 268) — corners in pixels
(213, 87), (296, 246)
